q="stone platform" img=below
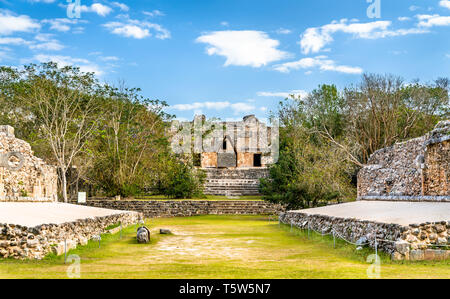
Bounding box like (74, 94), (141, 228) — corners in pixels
(280, 201), (450, 261)
(0, 203), (142, 259)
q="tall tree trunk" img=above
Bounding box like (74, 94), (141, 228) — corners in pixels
(61, 169), (68, 203)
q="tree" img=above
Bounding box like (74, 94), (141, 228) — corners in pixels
(260, 97), (355, 209)
(17, 63), (102, 202)
(317, 74), (449, 165)
(86, 83), (172, 197)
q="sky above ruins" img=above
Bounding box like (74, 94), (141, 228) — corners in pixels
(0, 0), (449, 121)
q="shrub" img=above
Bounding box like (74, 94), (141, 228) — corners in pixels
(159, 157), (206, 199)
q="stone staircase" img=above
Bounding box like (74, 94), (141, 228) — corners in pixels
(203, 168), (269, 196)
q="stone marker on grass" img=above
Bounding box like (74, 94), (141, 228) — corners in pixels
(137, 226), (150, 243)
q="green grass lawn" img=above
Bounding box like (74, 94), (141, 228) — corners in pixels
(0, 215), (448, 279)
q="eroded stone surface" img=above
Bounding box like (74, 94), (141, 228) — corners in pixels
(358, 120), (449, 200)
(0, 125), (57, 202)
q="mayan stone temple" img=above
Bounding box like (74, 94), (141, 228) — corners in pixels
(177, 115), (276, 196)
(358, 120), (449, 201)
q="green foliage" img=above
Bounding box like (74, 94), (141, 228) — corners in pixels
(0, 63), (199, 199)
(158, 157), (206, 199)
(260, 126), (354, 210)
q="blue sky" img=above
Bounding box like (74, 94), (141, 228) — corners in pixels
(0, 0), (449, 120)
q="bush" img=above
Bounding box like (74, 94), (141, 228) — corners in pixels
(159, 157), (206, 199)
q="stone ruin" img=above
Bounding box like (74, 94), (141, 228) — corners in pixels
(172, 115), (276, 196)
(196, 115), (274, 196)
(0, 125), (57, 202)
(358, 120), (450, 201)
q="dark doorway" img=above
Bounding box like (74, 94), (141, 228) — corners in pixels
(223, 140), (227, 150)
(193, 153), (201, 167)
(253, 154), (262, 167)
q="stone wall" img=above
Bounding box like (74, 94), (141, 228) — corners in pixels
(0, 125), (57, 202)
(76, 199), (283, 218)
(358, 120), (450, 201)
(0, 211), (141, 259)
(280, 211), (449, 261)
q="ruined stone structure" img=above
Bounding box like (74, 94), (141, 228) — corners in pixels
(177, 115), (276, 196)
(0, 126), (57, 202)
(280, 211), (450, 261)
(75, 198), (284, 218)
(358, 120), (450, 201)
(0, 209), (141, 259)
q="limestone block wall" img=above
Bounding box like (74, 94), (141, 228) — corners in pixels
(75, 199), (284, 218)
(357, 120), (450, 201)
(0, 211), (141, 259)
(423, 140), (449, 196)
(0, 126), (58, 202)
(280, 211), (449, 261)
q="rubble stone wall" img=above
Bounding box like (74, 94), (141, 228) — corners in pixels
(76, 199), (283, 218)
(423, 140), (449, 196)
(357, 120), (450, 201)
(280, 211), (450, 261)
(0, 211), (141, 259)
(0, 125), (58, 202)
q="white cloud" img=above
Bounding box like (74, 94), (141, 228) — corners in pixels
(257, 90), (308, 99)
(398, 17), (411, 21)
(170, 101), (256, 115)
(104, 18), (170, 39)
(0, 37), (30, 46)
(143, 10), (165, 17)
(42, 18), (86, 32)
(196, 30), (290, 67)
(300, 19), (428, 54)
(88, 3), (112, 17)
(29, 34), (64, 51)
(99, 55), (119, 61)
(409, 5), (420, 11)
(30, 54), (103, 75)
(230, 102), (255, 114)
(276, 28), (291, 34)
(439, 1), (450, 9)
(220, 21), (229, 27)
(112, 2), (129, 12)
(417, 14), (450, 27)
(273, 56), (363, 74)
(0, 10), (40, 35)
(0, 33), (64, 51)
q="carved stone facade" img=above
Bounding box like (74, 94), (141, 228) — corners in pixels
(357, 120), (450, 201)
(177, 115), (277, 196)
(0, 126), (58, 202)
(193, 115), (275, 169)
